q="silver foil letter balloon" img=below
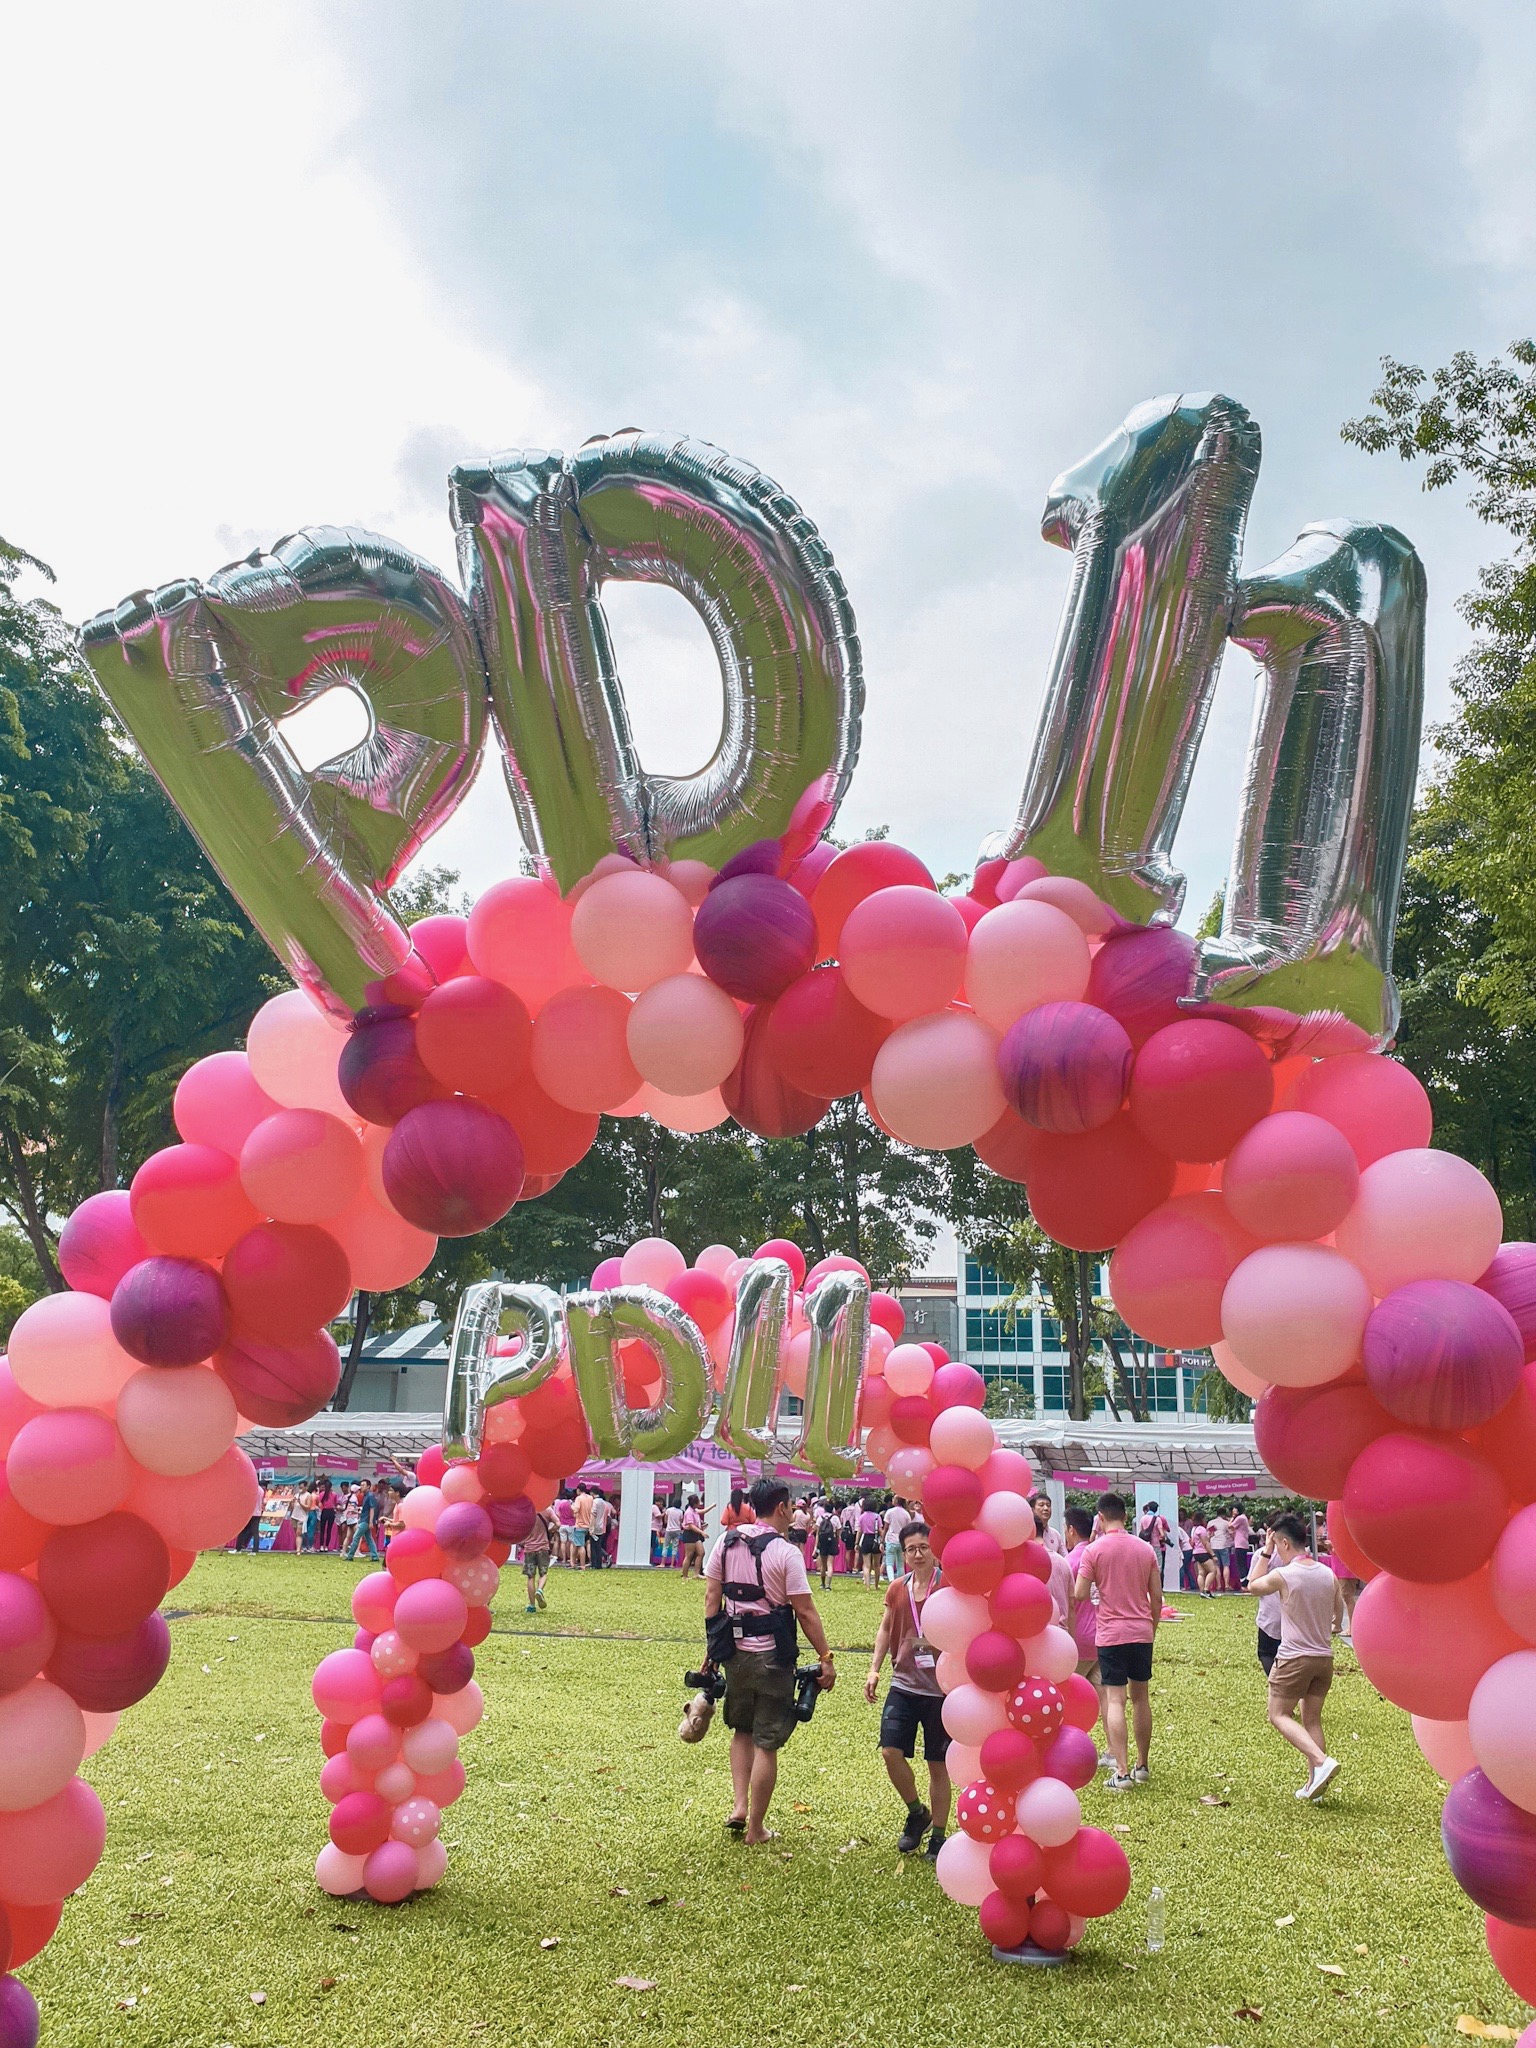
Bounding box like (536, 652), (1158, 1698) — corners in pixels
(993, 393), (1261, 925)
(450, 431), (862, 891)
(566, 1285), (713, 1464)
(715, 1257), (794, 1469)
(80, 528), (487, 1019)
(442, 1281), (566, 1462)
(1192, 520), (1426, 1046)
(791, 1271), (870, 1482)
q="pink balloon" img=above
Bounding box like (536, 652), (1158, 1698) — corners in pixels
(312, 1648), (383, 1725)
(6, 1411), (131, 1526)
(979, 1448), (1035, 1497)
(964, 900), (1092, 1032)
(1109, 1193), (1258, 1349)
(840, 887), (969, 1020)
(1211, 1339), (1270, 1398)
(933, 1827), (997, 1905)
(932, 1361), (987, 1410)
(0, 1680), (85, 1810)
(870, 1011), (1005, 1149)
(1288, 1051), (1433, 1167)
(0, 1777), (106, 1905)
(326, 1190), (437, 1292)
(398, 1487), (444, 1532)
(625, 972), (745, 1096)
(363, 1838), (420, 1903)
(1469, 1651), (1536, 1814)
(941, 1682), (1010, 1747)
(885, 1446), (935, 1494)
(80, 1709), (119, 1758)
(920, 1587), (995, 1654)
(174, 1051), (280, 1155)
(1221, 1110), (1360, 1242)
(7, 1292), (138, 1409)
(415, 1837), (449, 1889)
(116, 1366), (238, 1477)
(531, 985), (639, 1111)
(401, 1716), (458, 1775)
(1411, 1714), (1478, 1782)
(884, 1345), (935, 1399)
(1491, 1505), (1536, 1643)
(393, 1581), (469, 1655)
(127, 1446), (260, 1551)
(1336, 1149), (1504, 1296)
(640, 1084), (731, 1133)
(994, 857), (1048, 903)
(1015, 1776), (1081, 1847)
(56, 1191), (150, 1299)
(695, 1244), (737, 1280)
(390, 1795), (442, 1847)
(467, 877), (584, 1012)
(346, 1713), (401, 1773)
(320, 1753), (370, 1803)
(370, 1631), (418, 1679)
(571, 871), (695, 993)
(1220, 1245), (1372, 1387)
(244, 990), (352, 1120)
(1013, 875), (1114, 936)
(433, 1680), (485, 1736)
(1352, 1569), (1523, 1719)
(976, 1491), (1035, 1550)
(239, 1109), (364, 1225)
(0, 1575), (55, 1693)
(1023, 1625), (1081, 1684)
(315, 1843), (368, 1896)
(620, 1238), (688, 1289)
(928, 1406), (997, 1471)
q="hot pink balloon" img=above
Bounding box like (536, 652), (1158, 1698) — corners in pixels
(1221, 1109), (1360, 1241)
(0, 1575), (54, 1694)
(313, 1648), (383, 1725)
(1336, 1149), (1504, 1296)
(363, 1838), (420, 1904)
(56, 1191), (150, 1299)
(393, 1581), (469, 1655)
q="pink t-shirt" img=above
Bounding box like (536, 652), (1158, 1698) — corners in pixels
(705, 1529), (811, 1654)
(1066, 1542), (1096, 1655)
(1075, 1531), (1160, 1646)
(1047, 1550), (1074, 1631)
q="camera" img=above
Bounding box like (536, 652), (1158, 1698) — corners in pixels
(684, 1666), (728, 1699)
(793, 1664), (824, 1723)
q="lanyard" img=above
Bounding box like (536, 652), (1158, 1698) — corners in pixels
(907, 1566), (941, 1637)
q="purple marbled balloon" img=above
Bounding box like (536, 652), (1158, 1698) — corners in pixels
(998, 1001), (1132, 1133)
(434, 1502), (493, 1560)
(711, 839), (782, 887)
(46, 1610), (172, 1713)
(1363, 1280), (1525, 1432)
(486, 1494), (536, 1545)
(693, 874), (817, 1003)
(1478, 1242), (1536, 1365)
(110, 1255), (229, 1367)
(0, 1976), (39, 2048)
(1039, 1722), (1099, 1790)
(1443, 1768), (1536, 1927)
(418, 1642), (475, 1694)
(1084, 924), (1196, 1050)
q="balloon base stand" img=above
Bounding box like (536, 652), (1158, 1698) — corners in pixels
(991, 1942), (1068, 1967)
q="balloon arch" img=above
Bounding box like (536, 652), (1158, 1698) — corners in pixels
(2, 394), (1535, 2037)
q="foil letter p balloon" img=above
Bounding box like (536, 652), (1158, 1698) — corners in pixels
(442, 1281), (566, 1463)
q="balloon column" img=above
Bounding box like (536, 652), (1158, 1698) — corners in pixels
(860, 1353), (1130, 1952)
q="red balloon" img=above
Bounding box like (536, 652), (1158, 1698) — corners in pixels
(1027, 1113), (1176, 1252)
(476, 1442), (531, 1501)
(385, 1528), (445, 1585)
(130, 1144), (261, 1260)
(338, 1016), (442, 1126)
(214, 1330), (340, 1427)
(722, 1006), (830, 1139)
(942, 1528), (1005, 1595)
(695, 877), (818, 1004)
(47, 1610), (171, 1711)
(460, 1606), (493, 1648)
(416, 976), (532, 1098)
(3, 1897), (62, 1968)
(1085, 924), (1197, 1049)
(1109, 1192), (1259, 1348)
(1040, 1826), (1132, 1916)
(1129, 1020), (1274, 1162)
(989, 1830), (1046, 1902)
(967, 1628), (1028, 1693)
(484, 1070), (599, 1178)
(1486, 1913), (1536, 2003)
(1253, 1381), (1393, 1500)
(665, 1270), (733, 1332)
(37, 1513), (170, 1637)
(379, 1674), (434, 1727)
(383, 1099), (525, 1236)
(990, 1572), (1053, 1637)
(222, 1224), (351, 1344)
(922, 1468), (986, 1533)
(329, 1790), (392, 1856)
(980, 1726), (1042, 1792)
(761, 967), (890, 1100)
(1326, 1498), (1379, 1583)
(979, 1889), (1034, 1950)
(1028, 1898), (1073, 1951)
(1059, 1672), (1100, 1731)
(889, 1395), (935, 1447)
(920, 1342), (950, 1367)
(810, 841), (935, 956)
(1344, 1433), (1509, 1581)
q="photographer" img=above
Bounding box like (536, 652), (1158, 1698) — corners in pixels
(703, 1477), (836, 1845)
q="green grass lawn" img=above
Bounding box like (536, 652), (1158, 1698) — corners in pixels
(21, 1554), (1528, 2048)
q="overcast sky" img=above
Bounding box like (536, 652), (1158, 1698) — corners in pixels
(6, 1), (1535, 920)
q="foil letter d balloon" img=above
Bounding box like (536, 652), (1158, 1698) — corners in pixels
(567, 1285), (713, 1464)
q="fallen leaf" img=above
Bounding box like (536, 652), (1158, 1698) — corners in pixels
(645, 1896), (667, 1908)
(787, 1984), (805, 1993)
(1120, 1961), (1138, 1972)
(1235, 2007), (1264, 2022)
(614, 1977), (657, 1992)
(250, 1991), (266, 2005)
(792, 1801), (811, 1812)
(330, 1923), (357, 1934)
(1317, 1963), (1345, 1977)
(1274, 1914), (1295, 1928)
(118, 1936), (141, 1949)
(1199, 1795), (1230, 1808)
(1456, 2023), (1518, 2042)
(539, 1937), (561, 1950)
(1112, 1822), (1131, 1834)
(608, 1887), (630, 1897)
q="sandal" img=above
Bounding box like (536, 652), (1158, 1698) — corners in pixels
(725, 1815), (747, 1833)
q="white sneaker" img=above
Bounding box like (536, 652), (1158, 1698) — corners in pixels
(1106, 1771), (1135, 1791)
(1131, 1765), (1150, 1785)
(1298, 1757), (1341, 1801)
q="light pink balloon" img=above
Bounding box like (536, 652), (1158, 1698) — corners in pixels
(886, 1446), (935, 1494)
(434, 1680), (484, 1736)
(626, 974), (744, 1094)
(964, 900), (1092, 1032)
(315, 1843), (369, 1896)
(1411, 1714), (1478, 1781)
(929, 1406), (997, 1471)
(935, 1648), (968, 1692)
(174, 1050), (280, 1156)
(1211, 1339), (1269, 1398)
(440, 1465), (485, 1506)
(933, 1827), (996, 1905)
(402, 1716), (459, 1775)
(1491, 1504), (1536, 1643)
(871, 1010), (1005, 1149)
(6, 1409), (132, 1525)
(695, 1244), (737, 1279)
(976, 1490), (1036, 1549)
(363, 1838), (420, 1903)
(665, 860), (714, 907)
(0, 1679), (86, 1810)
(1468, 1651), (1536, 1813)
(374, 1761), (416, 1803)
(639, 1084), (731, 1134)
(399, 1486), (444, 1531)
(116, 1365), (239, 1477)
(80, 1710), (119, 1759)
(245, 990), (352, 1119)
(941, 1682), (1010, 1747)
(995, 857), (1048, 903)
(884, 1344), (935, 1398)
(571, 871), (695, 992)
(840, 886), (969, 1020)
(1023, 1625), (1080, 1683)
(1016, 1776), (1081, 1847)
(415, 1837), (449, 1889)
(1220, 1244), (1371, 1386)
(8, 1292), (138, 1409)
(867, 1324), (895, 1368)
(921, 1588), (995, 1654)
(945, 1740), (984, 1787)
(1013, 875), (1115, 937)
(620, 1237), (687, 1289)
(325, 1191), (437, 1292)
(1335, 1148), (1504, 1296)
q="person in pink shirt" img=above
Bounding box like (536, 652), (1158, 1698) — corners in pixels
(1063, 1504), (1106, 1735)
(1072, 1492), (1162, 1791)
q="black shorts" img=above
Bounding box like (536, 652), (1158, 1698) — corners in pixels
(879, 1686), (950, 1761)
(1257, 1625), (1281, 1677)
(858, 1534), (881, 1557)
(1098, 1640), (1154, 1687)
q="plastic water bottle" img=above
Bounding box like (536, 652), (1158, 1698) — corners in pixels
(1146, 1886), (1166, 1953)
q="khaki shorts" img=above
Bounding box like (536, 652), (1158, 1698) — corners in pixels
(1076, 1655), (1101, 1686)
(1269, 1651), (1334, 1712)
(723, 1648), (798, 1751)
